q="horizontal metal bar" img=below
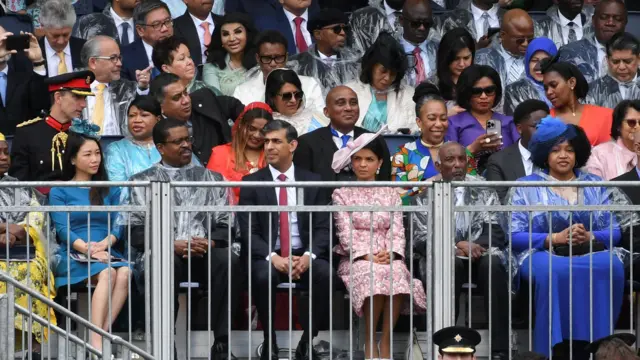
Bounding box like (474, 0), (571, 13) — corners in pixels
(172, 205), (430, 212)
(455, 204), (640, 212)
(450, 180), (640, 187)
(0, 181), (150, 187)
(169, 181), (433, 188)
(0, 206), (148, 212)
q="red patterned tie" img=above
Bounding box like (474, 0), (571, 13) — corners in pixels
(413, 47), (426, 84)
(293, 17), (308, 53)
(277, 174), (290, 257)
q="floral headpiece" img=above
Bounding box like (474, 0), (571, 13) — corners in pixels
(69, 119), (101, 140)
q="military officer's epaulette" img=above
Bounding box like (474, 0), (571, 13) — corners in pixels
(16, 117), (43, 128)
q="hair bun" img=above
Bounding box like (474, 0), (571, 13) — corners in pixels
(413, 82), (441, 103)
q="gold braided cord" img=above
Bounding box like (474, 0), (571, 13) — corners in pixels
(51, 132), (68, 171)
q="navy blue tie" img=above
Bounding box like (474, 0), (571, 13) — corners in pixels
(330, 128), (350, 148)
(121, 23), (131, 46)
(0, 72), (7, 107)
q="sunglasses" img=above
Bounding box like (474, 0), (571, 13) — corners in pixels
(278, 91), (304, 102)
(407, 19), (432, 29)
(323, 24), (349, 34)
(471, 85), (497, 97)
(515, 36), (535, 45)
(625, 119), (640, 127)
(259, 55), (287, 65)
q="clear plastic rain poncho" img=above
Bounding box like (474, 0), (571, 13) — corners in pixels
(586, 74), (640, 109)
(557, 37), (603, 84)
(503, 170), (640, 280)
(81, 80), (139, 137)
(475, 43), (525, 88)
(72, 3), (119, 41)
(348, 0), (399, 57)
(536, 5), (594, 49)
(438, 0), (502, 41)
(287, 44), (361, 98)
(410, 174), (514, 284)
(0, 175), (57, 267)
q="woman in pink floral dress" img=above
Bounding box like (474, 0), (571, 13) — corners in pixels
(331, 128), (427, 360)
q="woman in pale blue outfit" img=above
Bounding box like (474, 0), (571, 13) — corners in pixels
(105, 96), (200, 184)
(203, 13), (257, 96)
(506, 117), (629, 357)
(264, 68), (328, 136)
(49, 123), (130, 351)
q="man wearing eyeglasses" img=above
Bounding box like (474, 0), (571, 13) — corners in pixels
(399, 0), (438, 86)
(558, 0), (628, 84)
(288, 8), (360, 97)
(82, 36), (153, 136)
(586, 32), (640, 109)
(233, 30), (325, 114)
(474, 9), (534, 88)
(121, 0), (173, 82)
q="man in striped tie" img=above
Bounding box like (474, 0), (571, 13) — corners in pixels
(474, 9), (534, 88)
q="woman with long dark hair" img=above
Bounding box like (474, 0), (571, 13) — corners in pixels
(49, 124), (129, 351)
(435, 28), (475, 116)
(203, 12), (258, 96)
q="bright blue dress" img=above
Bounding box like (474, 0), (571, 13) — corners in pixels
(508, 172), (624, 356)
(49, 187), (129, 288)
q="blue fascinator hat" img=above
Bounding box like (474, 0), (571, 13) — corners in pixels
(528, 116), (577, 167)
(69, 119), (101, 140)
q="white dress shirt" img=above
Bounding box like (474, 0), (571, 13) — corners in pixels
(142, 40), (154, 65)
(400, 37), (432, 84)
(189, 12), (215, 61)
(558, 10), (584, 44)
(268, 164), (302, 252)
(518, 140), (533, 176)
(283, 8), (312, 51)
(87, 81), (120, 136)
(331, 127), (355, 149)
(45, 38), (73, 77)
(616, 74), (638, 99)
(384, 1), (400, 27)
(470, 2), (500, 41)
(318, 50), (338, 67)
(110, 7), (135, 44)
(499, 44), (525, 84)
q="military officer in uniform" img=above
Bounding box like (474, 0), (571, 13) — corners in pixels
(433, 326), (482, 360)
(9, 70), (95, 190)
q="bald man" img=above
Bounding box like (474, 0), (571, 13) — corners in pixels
(294, 86), (391, 184)
(399, 0), (439, 86)
(475, 9), (534, 87)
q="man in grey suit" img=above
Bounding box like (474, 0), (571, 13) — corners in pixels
(485, 99), (549, 202)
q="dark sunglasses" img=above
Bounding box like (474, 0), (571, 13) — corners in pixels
(471, 85), (497, 96)
(625, 119), (640, 127)
(259, 55), (287, 65)
(323, 24), (349, 34)
(407, 19), (432, 29)
(515, 36), (535, 45)
(278, 91), (304, 102)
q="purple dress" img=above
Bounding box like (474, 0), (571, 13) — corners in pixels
(446, 111), (519, 148)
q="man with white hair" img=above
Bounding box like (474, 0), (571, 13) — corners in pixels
(37, 0), (86, 77)
(81, 36), (152, 136)
(0, 28), (49, 135)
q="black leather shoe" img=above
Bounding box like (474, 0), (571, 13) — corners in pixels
(211, 342), (238, 360)
(295, 340), (320, 360)
(260, 342), (279, 360)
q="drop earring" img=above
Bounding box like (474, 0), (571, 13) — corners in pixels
(376, 168), (380, 175)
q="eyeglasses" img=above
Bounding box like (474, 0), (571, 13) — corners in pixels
(470, 85), (497, 97)
(406, 19), (432, 29)
(259, 55), (287, 65)
(142, 18), (173, 30)
(323, 24), (350, 34)
(278, 91), (304, 102)
(514, 36), (535, 45)
(92, 54), (122, 64)
(164, 136), (194, 146)
(625, 119), (640, 127)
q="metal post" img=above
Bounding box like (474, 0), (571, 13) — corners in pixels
(0, 290), (15, 360)
(432, 181), (455, 356)
(161, 182), (174, 360)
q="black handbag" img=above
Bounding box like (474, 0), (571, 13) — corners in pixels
(554, 241), (605, 256)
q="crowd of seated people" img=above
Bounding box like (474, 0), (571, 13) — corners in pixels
(2, 0), (640, 359)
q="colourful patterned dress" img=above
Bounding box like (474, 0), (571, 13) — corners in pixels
(332, 187), (427, 317)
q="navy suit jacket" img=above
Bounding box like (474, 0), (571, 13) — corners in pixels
(120, 38), (151, 81)
(173, 11), (222, 66)
(225, 0), (320, 54)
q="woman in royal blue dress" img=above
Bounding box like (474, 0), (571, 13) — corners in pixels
(49, 121), (130, 351)
(506, 116), (629, 358)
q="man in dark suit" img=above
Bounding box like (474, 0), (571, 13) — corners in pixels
(225, 0), (320, 55)
(38, 0), (86, 77)
(485, 99), (550, 202)
(238, 120), (332, 360)
(0, 29), (49, 135)
(173, 0), (222, 66)
(73, 0), (139, 45)
(294, 86), (391, 185)
(150, 73), (244, 166)
(121, 0), (173, 81)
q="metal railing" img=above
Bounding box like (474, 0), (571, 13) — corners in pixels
(1, 180), (639, 360)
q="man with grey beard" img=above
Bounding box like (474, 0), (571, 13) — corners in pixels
(0, 27), (49, 135)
